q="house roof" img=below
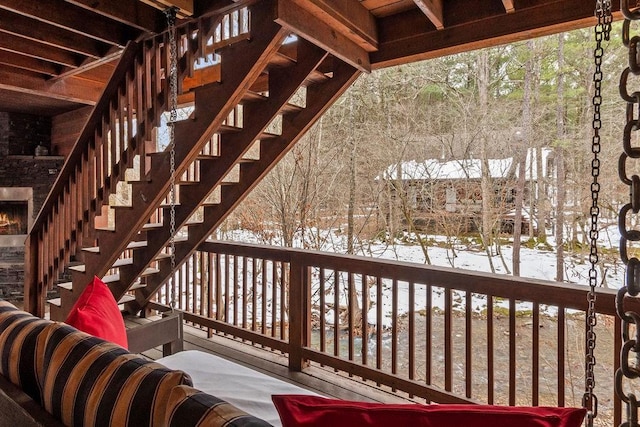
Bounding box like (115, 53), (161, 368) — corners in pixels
(0, 0), (619, 117)
(380, 148), (553, 181)
(380, 158), (514, 181)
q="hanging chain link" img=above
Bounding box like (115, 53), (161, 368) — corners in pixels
(618, 0), (640, 426)
(583, 2), (611, 425)
(164, 6), (179, 310)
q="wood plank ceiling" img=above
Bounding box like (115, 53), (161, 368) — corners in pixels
(0, 0), (619, 117)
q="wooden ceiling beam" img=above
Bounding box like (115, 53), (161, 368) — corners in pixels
(0, 32), (84, 68)
(288, 0), (378, 51)
(276, 0), (371, 72)
(0, 65), (102, 105)
(138, 0), (193, 17)
(64, 0), (167, 33)
(412, 0), (444, 29)
(0, 0), (135, 46)
(502, 0), (515, 13)
(0, 9), (106, 59)
(0, 51), (63, 77)
(372, 0), (620, 68)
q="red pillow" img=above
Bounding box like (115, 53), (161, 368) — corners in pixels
(65, 276), (128, 349)
(272, 395), (586, 427)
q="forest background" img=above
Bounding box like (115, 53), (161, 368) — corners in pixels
(217, 24), (632, 286)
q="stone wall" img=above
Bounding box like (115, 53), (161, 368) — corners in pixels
(0, 112), (63, 298)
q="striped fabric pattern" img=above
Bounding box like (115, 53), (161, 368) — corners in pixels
(38, 322), (193, 427)
(0, 300), (51, 403)
(166, 385), (274, 427)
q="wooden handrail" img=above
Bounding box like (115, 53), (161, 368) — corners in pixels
(160, 240), (621, 421)
(29, 41), (140, 235)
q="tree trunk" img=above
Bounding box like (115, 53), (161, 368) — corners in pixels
(477, 50), (496, 273)
(347, 92), (357, 255)
(513, 40), (536, 276)
(555, 33), (566, 282)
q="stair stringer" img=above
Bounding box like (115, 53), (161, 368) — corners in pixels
(132, 57), (361, 312)
(112, 39), (329, 299)
(60, 4), (289, 319)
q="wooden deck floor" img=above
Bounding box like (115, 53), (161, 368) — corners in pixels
(126, 315), (415, 405)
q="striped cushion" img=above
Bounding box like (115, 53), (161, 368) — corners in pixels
(0, 300), (51, 403)
(166, 385), (273, 427)
(38, 322), (193, 427)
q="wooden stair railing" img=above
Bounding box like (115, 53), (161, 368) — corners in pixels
(26, 0), (361, 320)
(24, 2), (255, 317)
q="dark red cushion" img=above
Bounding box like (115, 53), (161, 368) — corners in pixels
(272, 395), (586, 427)
(65, 276), (128, 349)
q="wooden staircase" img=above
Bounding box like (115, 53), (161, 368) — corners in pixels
(24, 0), (360, 319)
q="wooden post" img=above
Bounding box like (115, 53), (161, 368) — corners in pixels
(288, 254), (309, 371)
(23, 234), (43, 316)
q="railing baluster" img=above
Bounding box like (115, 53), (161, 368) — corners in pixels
(252, 257), (257, 333)
(465, 289), (472, 398)
(233, 254), (239, 326)
(488, 294), (494, 404)
(558, 307), (566, 407)
(376, 275), (382, 380)
(261, 258), (267, 337)
(348, 272), (354, 367)
(509, 298), (516, 405)
(445, 287), (452, 391)
(391, 278), (398, 390)
(409, 280), (415, 386)
(361, 273), (368, 368)
(242, 256), (248, 330)
(533, 302), (540, 405)
(271, 260), (277, 339)
(319, 267), (326, 355)
(334, 270), (340, 360)
(426, 283), (432, 392)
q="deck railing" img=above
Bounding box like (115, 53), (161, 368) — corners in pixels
(152, 240), (621, 424)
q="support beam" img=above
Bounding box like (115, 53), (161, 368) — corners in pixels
(289, 0), (378, 51)
(65, 0), (167, 33)
(502, 0), (516, 13)
(276, 0), (371, 72)
(412, 0), (444, 29)
(372, 0), (621, 68)
(139, 0), (193, 17)
(0, 33), (84, 68)
(0, 65), (101, 105)
(0, 0), (135, 46)
(0, 9), (107, 59)
(0, 51), (62, 77)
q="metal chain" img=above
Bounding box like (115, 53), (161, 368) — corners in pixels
(618, 0), (640, 426)
(164, 7), (178, 310)
(583, 2), (611, 425)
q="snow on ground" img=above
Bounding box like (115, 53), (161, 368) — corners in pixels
(216, 225), (626, 326)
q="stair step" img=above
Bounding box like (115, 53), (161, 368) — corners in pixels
(58, 282), (73, 291)
(81, 240), (148, 254)
(242, 90), (303, 115)
(219, 124), (242, 133)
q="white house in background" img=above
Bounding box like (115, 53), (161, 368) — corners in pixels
(378, 148), (555, 233)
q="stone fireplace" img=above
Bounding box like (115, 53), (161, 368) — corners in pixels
(0, 112), (64, 298)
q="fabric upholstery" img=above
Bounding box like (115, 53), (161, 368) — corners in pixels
(38, 322), (192, 427)
(0, 300), (50, 403)
(272, 395), (587, 427)
(166, 385), (273, 427)
(65, 276), (128, 348)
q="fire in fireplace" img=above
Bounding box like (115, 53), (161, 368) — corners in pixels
(0, 201), (28, 235)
